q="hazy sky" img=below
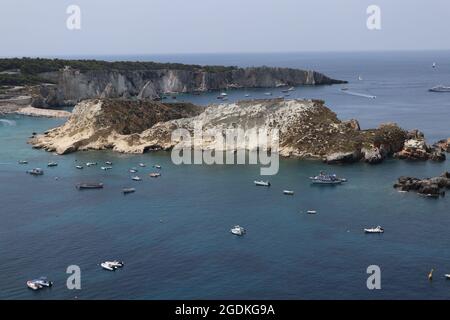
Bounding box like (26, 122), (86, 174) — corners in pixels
(1, 0), (449, 57)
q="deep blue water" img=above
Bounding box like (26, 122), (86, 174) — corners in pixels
(1, 51), (449, 299)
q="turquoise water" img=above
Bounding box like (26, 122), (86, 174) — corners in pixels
(1, 51), (450, 299)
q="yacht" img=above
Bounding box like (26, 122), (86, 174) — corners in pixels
(27, 168), (44, 175)
(132, 176), (142, 181)
(47, 162), (58, 167)
(309, 172), (345, 185)
(283, 190), (294, 195)
(254, 180), (271, 187)
(429, 85), (450, 92)
(76, 182), (104, 190)
(18, 160), (28, 165)
(230, 225), (246, 236)
(122, 188), (136, 194)
(364, 226), (384, 233)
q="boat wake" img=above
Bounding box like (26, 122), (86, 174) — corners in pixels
(0, 119), (17, 126)
(341, 90), (376, 99)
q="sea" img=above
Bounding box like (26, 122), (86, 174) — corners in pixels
(0, 51), (449, 299)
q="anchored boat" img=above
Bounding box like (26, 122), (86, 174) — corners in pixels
(76, 183), (104, 190)
(254, 180), (271, 187)
(230, 225), (246, 236)
(122, 188), (136, 194)
(309, 172), (346, 185)
(131, 176), (142, 181)
(364, 226), (384, 233)
(101, 260), (124, 271)
(27, 168), (44, 176)
(283, 190), (294, 195)
(26, 277), (53, 290)
(149, 172), (161, 178)
(47, 162), (58, 167)
(429, 85), (450, 92)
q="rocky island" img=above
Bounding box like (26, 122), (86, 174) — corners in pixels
(29, 98), (447, 165)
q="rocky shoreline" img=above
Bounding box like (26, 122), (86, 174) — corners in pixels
(28, 98), (449, 165)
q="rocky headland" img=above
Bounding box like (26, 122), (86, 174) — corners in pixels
(29, 98), (447, 165)
(1, 58), (346, 108)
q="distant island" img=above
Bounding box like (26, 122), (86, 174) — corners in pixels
(0, 57), (345, 111)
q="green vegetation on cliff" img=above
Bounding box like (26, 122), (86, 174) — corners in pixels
(0, 57), (237, 86)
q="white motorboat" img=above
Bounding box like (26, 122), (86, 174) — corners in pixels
(230, 225), (246, 236)
(86, 162), (97, 167)
(432, 62), (436, 68)
(18, 160), (28, 165)
(139, 163), (146, 167)
(254, 180), (270, 187)
(101, 260), (124, 271)
(149, 172), (161, 178)
(429, 85), (450, 92)
(101, 166), (113, 171)
(101, 262), (115, 271)
(153, 165), (162, 169)
(105, 161), (113, 165)
(283, 190), (294, 195)
(264, 92), (272, 96)
(47, 162), (58, 167)
(445, 274), (450, 279)
(364, 226), (384, 233)
(306, 210), (317, 214)
(287, 87), (295, 91)
(75, 165), (83, 169)
(132, 176), (142, 181)
(129, 168), (138, 173)
(27, 168), (44, 176)
(245, 94), (250, 97)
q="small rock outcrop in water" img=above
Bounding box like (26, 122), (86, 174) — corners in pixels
(393, 129), (446, 162)
(30, 98), (424, 165)
(433, 138), (450, 153)
(394, 172), (450, 198)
